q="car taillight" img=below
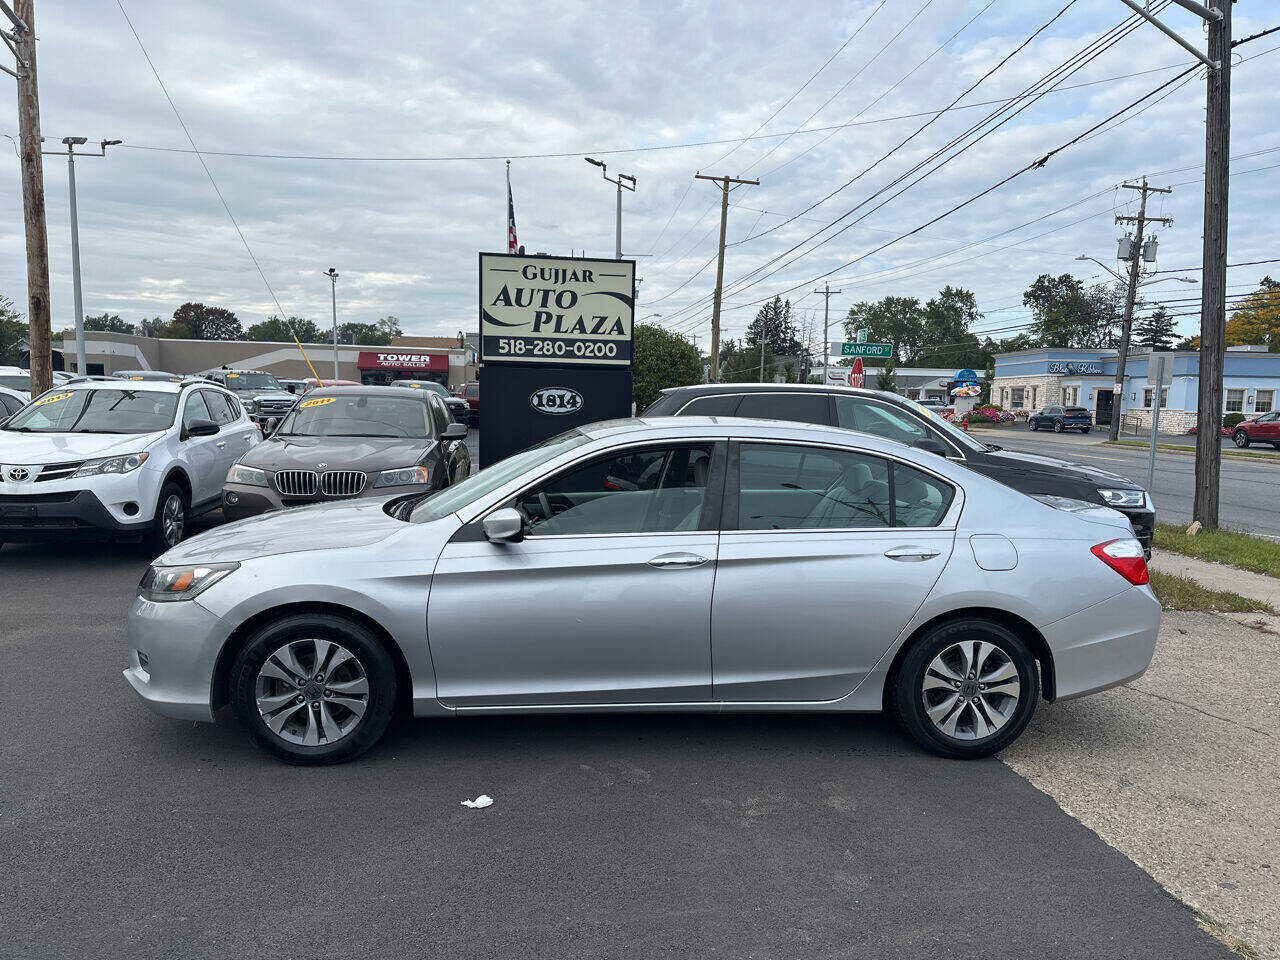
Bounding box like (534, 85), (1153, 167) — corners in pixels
(1091, 538), (1149, 585)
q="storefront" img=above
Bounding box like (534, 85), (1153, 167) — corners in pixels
(355, 350), (449, 386)
(992, 345), (1280, 432)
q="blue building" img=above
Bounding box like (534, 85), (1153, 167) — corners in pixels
(991, 345), (1280, 433)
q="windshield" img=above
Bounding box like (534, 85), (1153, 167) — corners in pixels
(277, 393), (432, 438)
(0, 375), (32, 391)
(4, 388), (177, 434)
(406, 429), (592, 523)
(901, 398), (989, 452)
(221, 372), (282, 391)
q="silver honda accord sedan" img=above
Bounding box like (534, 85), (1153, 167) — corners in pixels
(124, 417), (1160, 765)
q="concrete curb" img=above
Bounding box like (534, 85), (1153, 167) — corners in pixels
(1151, 551), (1280, 609)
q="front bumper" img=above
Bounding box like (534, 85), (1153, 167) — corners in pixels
(123, 594), (228, 722)
(0, 488), (150, 539)
(222, 480), (434, 520)
(1045, 585), (1160, 700)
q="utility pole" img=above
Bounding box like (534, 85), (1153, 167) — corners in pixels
(5, 0), (53, 396)
(43, 137), (122, 375)
(696, 172), (759, 381)
(325, 267), (339, 378)
(1120, 0), (1231, 528)
(814, 283), (843, 386)
(585, 158), (635, 260)
(1111, 178), (1172, 442)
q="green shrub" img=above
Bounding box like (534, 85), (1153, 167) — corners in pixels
(1223, 413), (1248, 429)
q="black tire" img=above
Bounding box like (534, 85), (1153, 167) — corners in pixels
(1029, 420), (1038, 431)
(889, 617), (1039, 760)
(144, 481), (188, 556)
(1053, 420), (1063, 433)
(1233, 430), (1251, 448)
(230, 613), (397, 765)
(1081, 427), (1090, 434)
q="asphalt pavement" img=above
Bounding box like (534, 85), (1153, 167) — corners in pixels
(982, 427), (1280, 538)
(0, 537), (1235, 960)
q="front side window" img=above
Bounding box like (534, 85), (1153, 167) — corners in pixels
(1254, 389), (1275, 414)
(737, 443), (954, 530)
(514, 445), (713, 537)
(463, 384), (479, 399)
(202, 390), (238, 425)
(834, 396), (934, 449)
(183, 391), (213, 428)
(735, 392), (829, 426)
(277, 394), (432, 438)
(429, 395), (451, 434)
(4, 388), (179, 435)
(1225, 389), (1245, 413)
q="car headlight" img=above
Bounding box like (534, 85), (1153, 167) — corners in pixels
(243, 398), (260, 414)
(1098, 488), (1146, 508)
(72, 452), (149, 477)
(373, 465), (430, 487)
(226, 463), (268, 486)
(138, 562), (239, 603)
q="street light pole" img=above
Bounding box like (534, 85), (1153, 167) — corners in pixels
(325, 267), (339, 379)
(42, 136), (122, 375)
(585, 157), (635, 260)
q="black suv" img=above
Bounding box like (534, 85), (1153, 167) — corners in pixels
(644, 383), (1154, 554)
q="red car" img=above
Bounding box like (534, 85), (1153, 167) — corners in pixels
(1231, 411), (1280, 449)
(459, 381), (479, 426)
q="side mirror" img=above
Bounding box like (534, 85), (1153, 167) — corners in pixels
(264, 417), (279, 436)
(184, 418), (220, 439)
(913, 437), (949, 457)
(482, 507), (524, 543)
(443, 422), (469, 440)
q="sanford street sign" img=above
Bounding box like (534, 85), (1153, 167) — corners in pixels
(832, 341), (893, 359)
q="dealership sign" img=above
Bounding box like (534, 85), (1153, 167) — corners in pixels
(479, 253), (635, 367)
(530, 386), (583, 415)
(1047, 361), (1103, 375)
(356, 351), (447, 371)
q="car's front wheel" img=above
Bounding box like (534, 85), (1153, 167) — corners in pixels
(230, 614), (398, 765)
(890, 618), (1039, 759)
(1233, 430), (1251, 448)
(1029, 419), (1038, 431)
(145, 482), (188, 556)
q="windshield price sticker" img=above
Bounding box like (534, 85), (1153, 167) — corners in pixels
(479, 254), (635, 367)
(226, 372), (240, 378)
(33, 392), (73, 406)
(299, 397), (336, 408)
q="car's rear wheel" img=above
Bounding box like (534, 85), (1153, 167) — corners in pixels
(230, 613), (397, 765)
(1081, 427), (1091, 434)
(1053, 421), (1063, 433)
(890, 618), (1039, 759)
(144, 482), (188, 556)
(1233, 430), (1251, 448)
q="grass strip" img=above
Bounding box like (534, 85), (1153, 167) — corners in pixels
(1155, 522), (1280, 579)
(1149, 571), (1277, 614)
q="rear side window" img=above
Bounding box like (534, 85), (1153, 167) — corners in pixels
(735, 392), (829, 425)
(677, 394), (741, 417)
(893, 463), (955, 527)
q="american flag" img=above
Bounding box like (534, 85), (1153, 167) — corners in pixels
(506, 162), (518, 253)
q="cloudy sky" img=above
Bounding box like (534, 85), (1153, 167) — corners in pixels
(1, 0), (1276, 349)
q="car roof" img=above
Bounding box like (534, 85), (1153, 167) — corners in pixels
(577, 414), (905, 448)
(658, 382), (901, 401)
(301, 385), (431, 399)
(53, 377), (219, 394)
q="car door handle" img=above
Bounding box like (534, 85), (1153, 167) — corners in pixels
(215, 440), (227, 448)
(884, 546), (941, 561)
(648, 553), (709, 569)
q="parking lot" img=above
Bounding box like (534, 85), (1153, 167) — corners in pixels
(0, 527), (1263, 960)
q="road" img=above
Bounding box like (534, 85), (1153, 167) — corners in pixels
(0, 538), (1235, 960)
(983, 428), (1280, 538)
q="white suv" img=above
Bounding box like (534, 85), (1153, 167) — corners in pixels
(0, 379), (260, 553)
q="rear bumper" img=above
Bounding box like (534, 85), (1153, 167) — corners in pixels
(0, 489), (150, 540)
(1045, 585), (1160, 700)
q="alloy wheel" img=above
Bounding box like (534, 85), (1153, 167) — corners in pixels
(162, 494), (185, 546)
(920, 640), (1021, 741)
(255, 638), (370, 746)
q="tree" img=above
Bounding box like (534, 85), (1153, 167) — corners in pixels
(632, 323), (702, 409)
(337, 321), (394, 346)
(745, 296), (801, 357)
(720, 340), (771, 382)
(376, 316), (402, 342)
(1134, 307), (1176, 351)
(915, 286), (985, 368)
(875, 357), (897, 392)
(164, 302), (242, 340)
(83, 312), (133, 333)
(844, 296), (923, 364)
(136, 316), (165, 338)
(1023, 274), (1119, 348)
(0, 294), (25, 363)
(246, 315), (323, 342)
(1223, 276), (1280, 351)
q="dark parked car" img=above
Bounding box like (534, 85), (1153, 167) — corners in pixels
(391, 380), (470, 423)
(1230, 410), (1280, 449)
(1028, 405), (1093, 434)
(221, 386), (470, 520)
(644, 383), (1154, 554)
(458, 381), (479, 426)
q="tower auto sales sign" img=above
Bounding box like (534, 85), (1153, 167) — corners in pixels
(479, 253), (635, 367)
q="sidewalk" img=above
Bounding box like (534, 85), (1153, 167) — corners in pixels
(1151, 551), (1280, 609)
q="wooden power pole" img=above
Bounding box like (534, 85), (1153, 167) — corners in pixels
(5, 0), (53, 396)
(1111, 178), (1172, 443)
(696, 172), (759, 381)
(814, 283), (842, 385)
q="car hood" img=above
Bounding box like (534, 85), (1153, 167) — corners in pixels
(240, 434), (434, 472)
(232, 389), (295, 402)
(982, 448), (1141, 489)
(159, 496), (407, 563)
(0, 429), (165, 464)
